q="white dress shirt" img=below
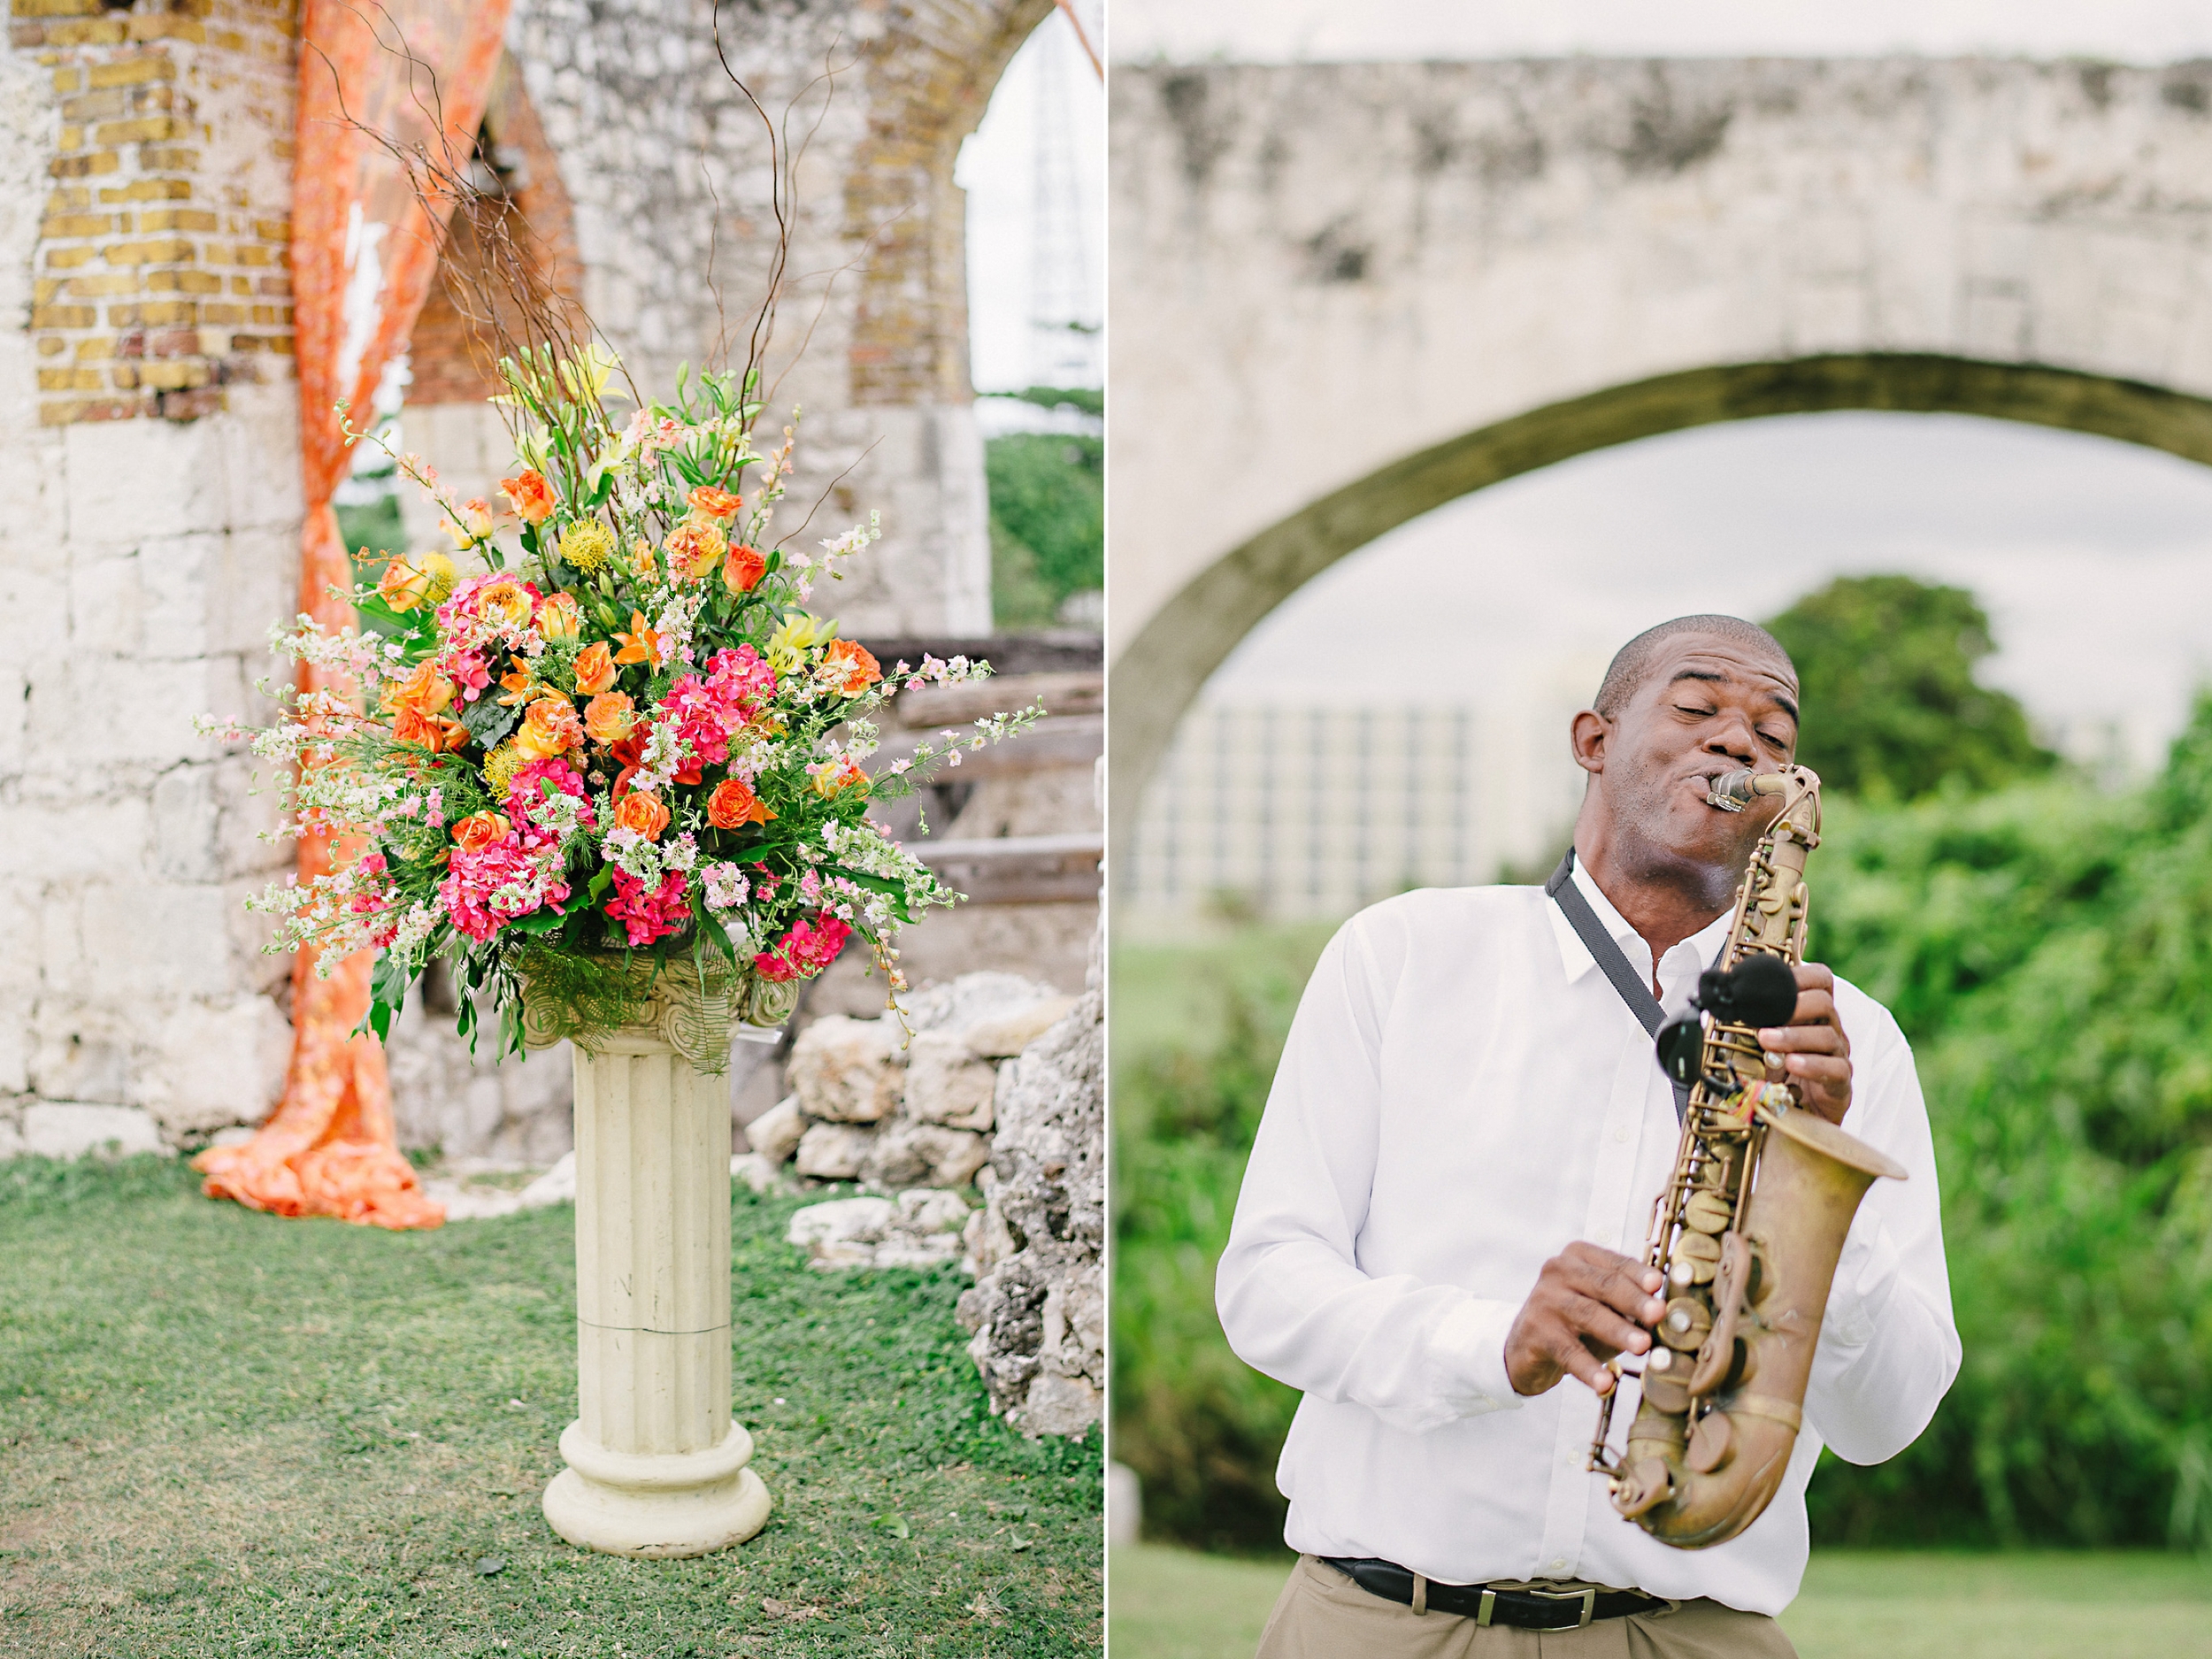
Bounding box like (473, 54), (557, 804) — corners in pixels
(1215, 862), (1959, 1616)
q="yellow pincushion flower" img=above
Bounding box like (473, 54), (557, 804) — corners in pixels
(558, 520), (615, 574)
(482, 740), (526, 796)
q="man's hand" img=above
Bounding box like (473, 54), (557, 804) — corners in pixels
(1504, 1240), (1665, 1398)
(1758, 963), (1853, 1125)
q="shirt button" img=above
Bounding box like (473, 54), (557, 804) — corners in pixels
(1549, 1558), (1568, 1572)
(1612, 1125), (1630, 1143)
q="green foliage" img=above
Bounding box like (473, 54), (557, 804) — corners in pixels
(987, 433), (1102, 630)
(1806, 705), (2212, 1548)
(1763, 574), (2056, 801)
(1002, 385), (1103, 418)
(0, 1158), (1100, 1654)
(335, 492), (407, 566)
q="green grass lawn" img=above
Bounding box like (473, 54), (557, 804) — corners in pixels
(1110, 923), (1338, 1068)
(0, 1156), (1101, 1657)
(1106, 1544), (2212, 1659)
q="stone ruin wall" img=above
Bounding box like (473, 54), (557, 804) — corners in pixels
(0, 0), (1064, 1163)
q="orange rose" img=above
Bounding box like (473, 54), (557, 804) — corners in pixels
(818, 638), (882, 696)
(688, 485), (742, 519)
(666, 520), (726, 582)
(451, 810), (510, 854)
(706, 776), (774, 829)
(499, 469), (556, 524)
(384, 659), (455, 718)
(572, 641), (617, 695)
(613, 790), (670, 841)
(513, 695), (586, 762)
(535, 592), (583, 640)
(722, 543), (767, 595)
(810, 754), (870, 797)
(584, 691), (635, 745)
(391, 707), (442, 751)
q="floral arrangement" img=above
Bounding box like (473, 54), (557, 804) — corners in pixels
(209, 345), (1037, 1064)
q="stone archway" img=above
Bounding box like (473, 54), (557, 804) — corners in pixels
(1108, 56), (2212, 855)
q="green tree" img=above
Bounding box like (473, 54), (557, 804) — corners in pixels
(987, 430), (1102, 630)
(1763, 574), (2055, 801)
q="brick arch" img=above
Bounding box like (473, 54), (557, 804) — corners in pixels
(847, 0), (1056, 406)
(405, 52), (583, 407)
(1108, 56), (2212, 860)
(1106, 353), (2212, 854)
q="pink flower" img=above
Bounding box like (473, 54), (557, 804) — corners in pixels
(754, 915), (852, 982)
(439, 837), (569, 943)
(505, 757), (595, 829)
(604, 869), (692, 947)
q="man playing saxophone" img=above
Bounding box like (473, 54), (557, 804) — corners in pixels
(1217, 616), (1959, 1657)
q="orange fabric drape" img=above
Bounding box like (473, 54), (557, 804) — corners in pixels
(196, 0), (513, 1229)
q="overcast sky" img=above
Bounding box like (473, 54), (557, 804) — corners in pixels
(1110, 1), (2212, 65)
(958, 5), (1105, 394)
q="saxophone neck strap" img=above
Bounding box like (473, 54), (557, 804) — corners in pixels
(1545, 849), (1692, 1124)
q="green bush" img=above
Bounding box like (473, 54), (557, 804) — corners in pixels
(987, 432), (1102, 630)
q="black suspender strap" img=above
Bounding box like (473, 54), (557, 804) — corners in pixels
(1545, 849), (1692, 1123)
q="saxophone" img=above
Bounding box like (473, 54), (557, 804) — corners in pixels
(1586, 764), (1907, 1548)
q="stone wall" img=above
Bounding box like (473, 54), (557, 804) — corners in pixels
(1, 0), (301, 1156)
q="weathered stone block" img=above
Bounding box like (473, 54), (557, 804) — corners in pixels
(135, 995), (289, 1135)
(795, 1120), (874, 1181)
(23, 1100), (165, 1158)
(785, 1014), (903, 1122)
(743, 1094), (804, 1164)
(965, 994), (1080, 1058)
(861, 1120), (988, 1190)
(902, 1029), (995, 1130)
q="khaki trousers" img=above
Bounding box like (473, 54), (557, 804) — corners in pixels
(1255, 1555), (1798, 1659)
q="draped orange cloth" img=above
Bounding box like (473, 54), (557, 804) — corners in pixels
(196, 0), (513, 1229)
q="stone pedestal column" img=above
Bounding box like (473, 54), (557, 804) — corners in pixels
(541, 1025), (771, 1557)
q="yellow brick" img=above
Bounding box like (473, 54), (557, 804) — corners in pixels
(91, 115), (177, 145)
(35, 335), (64, 357)
(228, 276), (249, 295)
(65, 273), (136, 296)
(137, 360), (207, 390)
(199, 302), (243, 325)
(126, 15), (205, 42)
(44, 187), (88, 210)
(14, 0), (103, 17)
(43, 246), (94, 268)
(109, 363), (136, 388)
(134, 299), (194, 324)
(253, 217), (289, 242)
(147, 269), (219, 294)
(56, 126), (81, 151)
(32, 278), (58, 303)
(104, 238), (193, 265)
(234, 243), (272, 267)
(141, 208), (216, 233)
(30, 303), (95, 327)
(39, 211), (110, 237)
(59, 89), (126, 121)
(49, 150), (119, 179)
(43, 19), (126, 44)
(50, 66), (80, 92)
(102, 178), (189, 202)
(35, 366), (102, 391)
(140, 146), (197, 171)
(86, 54), (173, 88)
(73, 336), (111, 359)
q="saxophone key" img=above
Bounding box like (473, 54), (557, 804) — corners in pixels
(1683, 1190), (1733, 1234)
(1668, 1232), (1723, 1285)
(1686, 1409), (1735, 1475)
(1660, 1296), (1712, 1351)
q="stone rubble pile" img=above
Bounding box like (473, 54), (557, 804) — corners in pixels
(784, 1189), (973, 1270)
(744, 972), (1075, 1193)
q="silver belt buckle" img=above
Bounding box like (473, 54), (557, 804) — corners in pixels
(1525, 1586), (1598, 1629)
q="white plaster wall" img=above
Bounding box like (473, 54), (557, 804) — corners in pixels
(1108, 58), (2212, 647)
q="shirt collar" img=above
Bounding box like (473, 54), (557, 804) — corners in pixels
(1546, 851), (1736, 995)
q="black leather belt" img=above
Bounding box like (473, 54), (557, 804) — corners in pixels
(1320, 1557), (1669, 1629)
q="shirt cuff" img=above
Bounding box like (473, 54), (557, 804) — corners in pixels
(1430, 1296), (1525, 1417)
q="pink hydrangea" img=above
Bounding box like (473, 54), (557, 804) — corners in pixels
(440, 840), (570, 943)
(706, 645), (776, 712)
(604, 869), (692, 947)
(505, 757), (595, 829)
(755, 915), (852, 982)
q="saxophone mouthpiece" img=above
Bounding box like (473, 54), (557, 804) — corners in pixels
(1706, 770), (1788, 811)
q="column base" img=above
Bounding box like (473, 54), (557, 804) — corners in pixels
(541, 1419), (772, 1558)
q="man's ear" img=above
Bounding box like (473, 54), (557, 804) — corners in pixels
(1571, 709), (1609, 777)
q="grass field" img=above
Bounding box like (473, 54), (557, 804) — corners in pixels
(1106, 1544), (2212, 1659)
(0, 1156), (1101, 1657)
(1110, 923), (1338, 1068)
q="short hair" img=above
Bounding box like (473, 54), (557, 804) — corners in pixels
(1593, 615), (1794, 718)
